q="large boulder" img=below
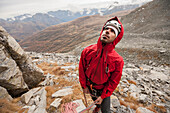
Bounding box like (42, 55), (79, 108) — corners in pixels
(0, 86), (13, 100)
(0, 26), (44, 97)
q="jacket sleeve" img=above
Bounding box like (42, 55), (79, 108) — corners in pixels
(101, 59), (124, 99)
(79, 49), (87, 89)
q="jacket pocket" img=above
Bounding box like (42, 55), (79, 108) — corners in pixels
(106, 62), (115, 73)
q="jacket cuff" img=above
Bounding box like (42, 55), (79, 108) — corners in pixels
(101, 94), (106, 99)
(82, 85), (87, 89)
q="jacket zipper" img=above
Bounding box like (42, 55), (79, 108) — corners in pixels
(86, 57), (92, 71)
(92, 46), (104, 81)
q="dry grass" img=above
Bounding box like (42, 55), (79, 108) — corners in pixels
(45, 73), (85, 113)
(45, 86), (56, 110)
(145, 104), (158, 113)
(18, 108), (29, 113)
(37, 61), (82, 112)
(0, 99), (22, 113)
(27, 61), (169, 113)
(11, 97), (21, 103)
(37, 62), (69, 75)
(127, 80), (137, 85)
(45, 73), (92, 113)
(119, 98), (143, 110)
(39, 61), (165, 113)
(119, 92), (167, 113)
(58, 84), (93, 113)
(146, 104), (167, 113)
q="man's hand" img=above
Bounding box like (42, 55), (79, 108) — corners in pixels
(83, 87), (90, 94)
(94, 96), (103, 104)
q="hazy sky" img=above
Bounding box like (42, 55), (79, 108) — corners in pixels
(0, 0), (151, 19)
(0, 0), (114, 19)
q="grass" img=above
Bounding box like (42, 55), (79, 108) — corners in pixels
(1, 58), (167, 113)
(37, 62), (70, 76)
(44, 62), (95, 112)
(127, 80), (137, 85)
(117, 87), (167, 113)
(116, 48), (170, 66)
(0, 99), (22, 113)
(38, 61), (90, 112)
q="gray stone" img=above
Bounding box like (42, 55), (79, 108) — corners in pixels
(127, 107), (135, 113)
(152, 90), (165, 96)
(46, 73), (55, 79)
(25, 87), (47, 113)
(117, 105), (128, 113)
(144, 85), (151, 94)
(136, 107), (154, 113)
(0, 26), (44, 96)
(126, 63), (136, 68)
(34, 107), (47, 113)
(68, 73), (77, 77)
(139, 94), (148, 103)
(111, 95), (120, 107)
(39, 73), (55, 86)
(33, 87), (47, 113)
(122, 79), (129, 84)
(148, 70), (169, 81)
(123, 88), (129, 92)
(52, 88), (73, 97)
(49, 79), (54, 86)
(21, 87), (40, 104)
(130, 92), (138, 99)
(28, 105), (36, 113)
(129, 84), (138, 92)
(34, 95), (40, 106)
(39, 77), (50, 86)
(0, 44), (29, 96)
(73, 99), (86, 112)
(36, 87), (47, 108)
(50, 98), (62, 108)
(0, 86), (13, 100)
(61, 65), (76, 71)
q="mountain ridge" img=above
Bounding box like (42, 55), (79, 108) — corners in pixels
(0, 3), (148, 42)
(19, 10), (132, 53)
(20, 0), (170, 60)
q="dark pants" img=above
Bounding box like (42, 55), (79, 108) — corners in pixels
(87, 86), (111, 113)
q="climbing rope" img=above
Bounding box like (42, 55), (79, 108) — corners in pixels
(61, 102), (80, 113)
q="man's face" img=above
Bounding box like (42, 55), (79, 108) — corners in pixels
(100, 27), (117, 44)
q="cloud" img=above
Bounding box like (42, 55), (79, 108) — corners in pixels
(0, 0), (151, 19)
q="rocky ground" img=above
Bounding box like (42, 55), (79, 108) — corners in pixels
(1, 24), (169, 113)
(1, 51), (169, 113)
(116, 33), (170, 67)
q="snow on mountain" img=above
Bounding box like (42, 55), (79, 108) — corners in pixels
(0, 0), (152, 41)
(65, 0), (152, 12)
(1, 0), (152, 22)
(6, 14), (33, 22)
(19, 14), (32, 20)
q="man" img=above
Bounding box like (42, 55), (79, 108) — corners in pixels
(79, 16), (124, 113)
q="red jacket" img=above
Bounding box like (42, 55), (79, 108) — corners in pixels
(79, 17), (124, 99)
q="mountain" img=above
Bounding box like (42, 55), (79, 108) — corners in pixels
(0, 13), (62, 42)
(46, 4), (141, 22)
(20, 10), (131, 53)
(121, 0), (170, 40)
(0, 1), (150, 42)
(20, 0), (170, 56)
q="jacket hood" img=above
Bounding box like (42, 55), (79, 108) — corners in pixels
(97, 16), (124, 50)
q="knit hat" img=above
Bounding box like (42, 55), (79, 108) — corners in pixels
(104, 20), (121, 37)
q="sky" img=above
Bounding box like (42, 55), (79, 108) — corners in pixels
(0, 0), (113, 19)
(0, 0), (151, 19)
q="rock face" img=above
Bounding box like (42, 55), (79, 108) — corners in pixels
(0, 86), (13, 100)
(0, 26), (44, 97)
